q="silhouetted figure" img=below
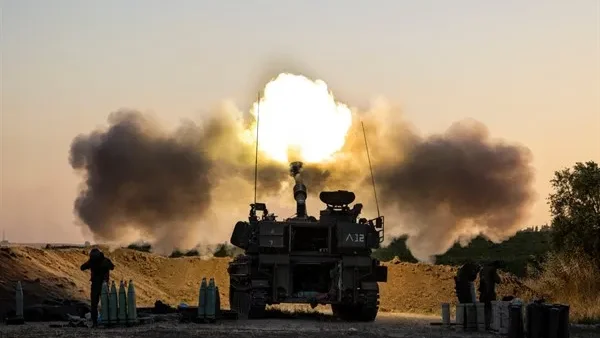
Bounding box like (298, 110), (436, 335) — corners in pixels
(454, 262), (481, 303)
(80, 248), (114, 327)
(478, 260), (503, 330)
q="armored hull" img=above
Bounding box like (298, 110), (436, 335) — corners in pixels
(227, 162), (388, 321)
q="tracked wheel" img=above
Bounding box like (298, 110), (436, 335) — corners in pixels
(355, 289), (380, 322)
(331, 303), (354, 321)
(230, 289), (266, 320)
(332, 288), (380, 322)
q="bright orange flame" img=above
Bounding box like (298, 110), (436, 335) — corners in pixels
(245, 73), (353, 164)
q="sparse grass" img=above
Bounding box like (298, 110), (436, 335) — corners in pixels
(169, 249), (201, 258)
(127, 243), (152, 253)
(125, 242), (243, 258)
(213, 243), (244, 258)
(526, 250), (600, 324)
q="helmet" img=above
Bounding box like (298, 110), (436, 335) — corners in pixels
(89, 248), (103, 260)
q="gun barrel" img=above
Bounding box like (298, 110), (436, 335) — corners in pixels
(293, 183), (307, 218)
(290, 162), (307, 218)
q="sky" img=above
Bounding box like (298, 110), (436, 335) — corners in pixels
(1, 0), (599, 244)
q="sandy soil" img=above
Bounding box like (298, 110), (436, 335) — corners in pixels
(0, 245), (535, 318)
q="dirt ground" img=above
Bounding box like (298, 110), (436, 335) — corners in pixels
(1, 313), (599, 338)
(0, 314), (492, 338)
(0, 245), (536, 318)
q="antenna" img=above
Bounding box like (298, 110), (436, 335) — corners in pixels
(361, 121), (380, 217)
(253, 91), (261, 205)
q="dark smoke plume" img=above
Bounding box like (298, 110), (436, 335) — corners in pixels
(373, 118), (536, 262)
(69, 110), (229, 252)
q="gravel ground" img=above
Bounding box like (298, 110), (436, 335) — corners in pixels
(1, 313), (598, 338)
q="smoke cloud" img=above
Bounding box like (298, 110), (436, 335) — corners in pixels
(69, 110), (214, 253)
(373, 118), (536, 262)
(69, 74), (536, 260)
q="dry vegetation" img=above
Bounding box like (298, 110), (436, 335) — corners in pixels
(525, 251), (600, 323)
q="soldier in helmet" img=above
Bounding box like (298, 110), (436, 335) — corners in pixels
(454, 261), (481, 303)
(478, 260), (504, 330)
(80, 248), (115, 327)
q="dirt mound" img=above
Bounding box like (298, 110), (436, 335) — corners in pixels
(0, 246), (533, 319)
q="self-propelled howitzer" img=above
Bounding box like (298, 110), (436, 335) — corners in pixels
(227, 161), (387, 321)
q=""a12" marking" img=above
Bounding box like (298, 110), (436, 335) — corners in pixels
(345, 233), (365, 243)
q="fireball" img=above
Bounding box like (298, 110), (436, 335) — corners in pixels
(245, 73), (353, 164)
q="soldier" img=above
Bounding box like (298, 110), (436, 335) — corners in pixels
(478, 260), (504, 330)
(454, 261), (481, 303)
(80, 248), (115, 327)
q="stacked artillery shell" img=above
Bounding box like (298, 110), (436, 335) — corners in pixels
(441, 303), (450, 325)
(97, 279), (137, 327)
(197, 277), (220, 323)
(206, 278), (216, 320)
(15, 281), (24, 319)
(198, 278), (207, 319)
(118, 280), (128, 324)
(100, 282), (110, 324)
(127, 279), (138, 324)
(109, 281), (118, 325)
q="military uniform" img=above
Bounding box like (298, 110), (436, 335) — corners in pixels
(478, 261), (503, 329)
(80, 248), (115, 327)
(454, 262), (480, 303)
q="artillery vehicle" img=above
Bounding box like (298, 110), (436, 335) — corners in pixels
(227, 161), (387, 321)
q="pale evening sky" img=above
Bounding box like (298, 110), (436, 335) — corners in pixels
(1, 0), (599, 243)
